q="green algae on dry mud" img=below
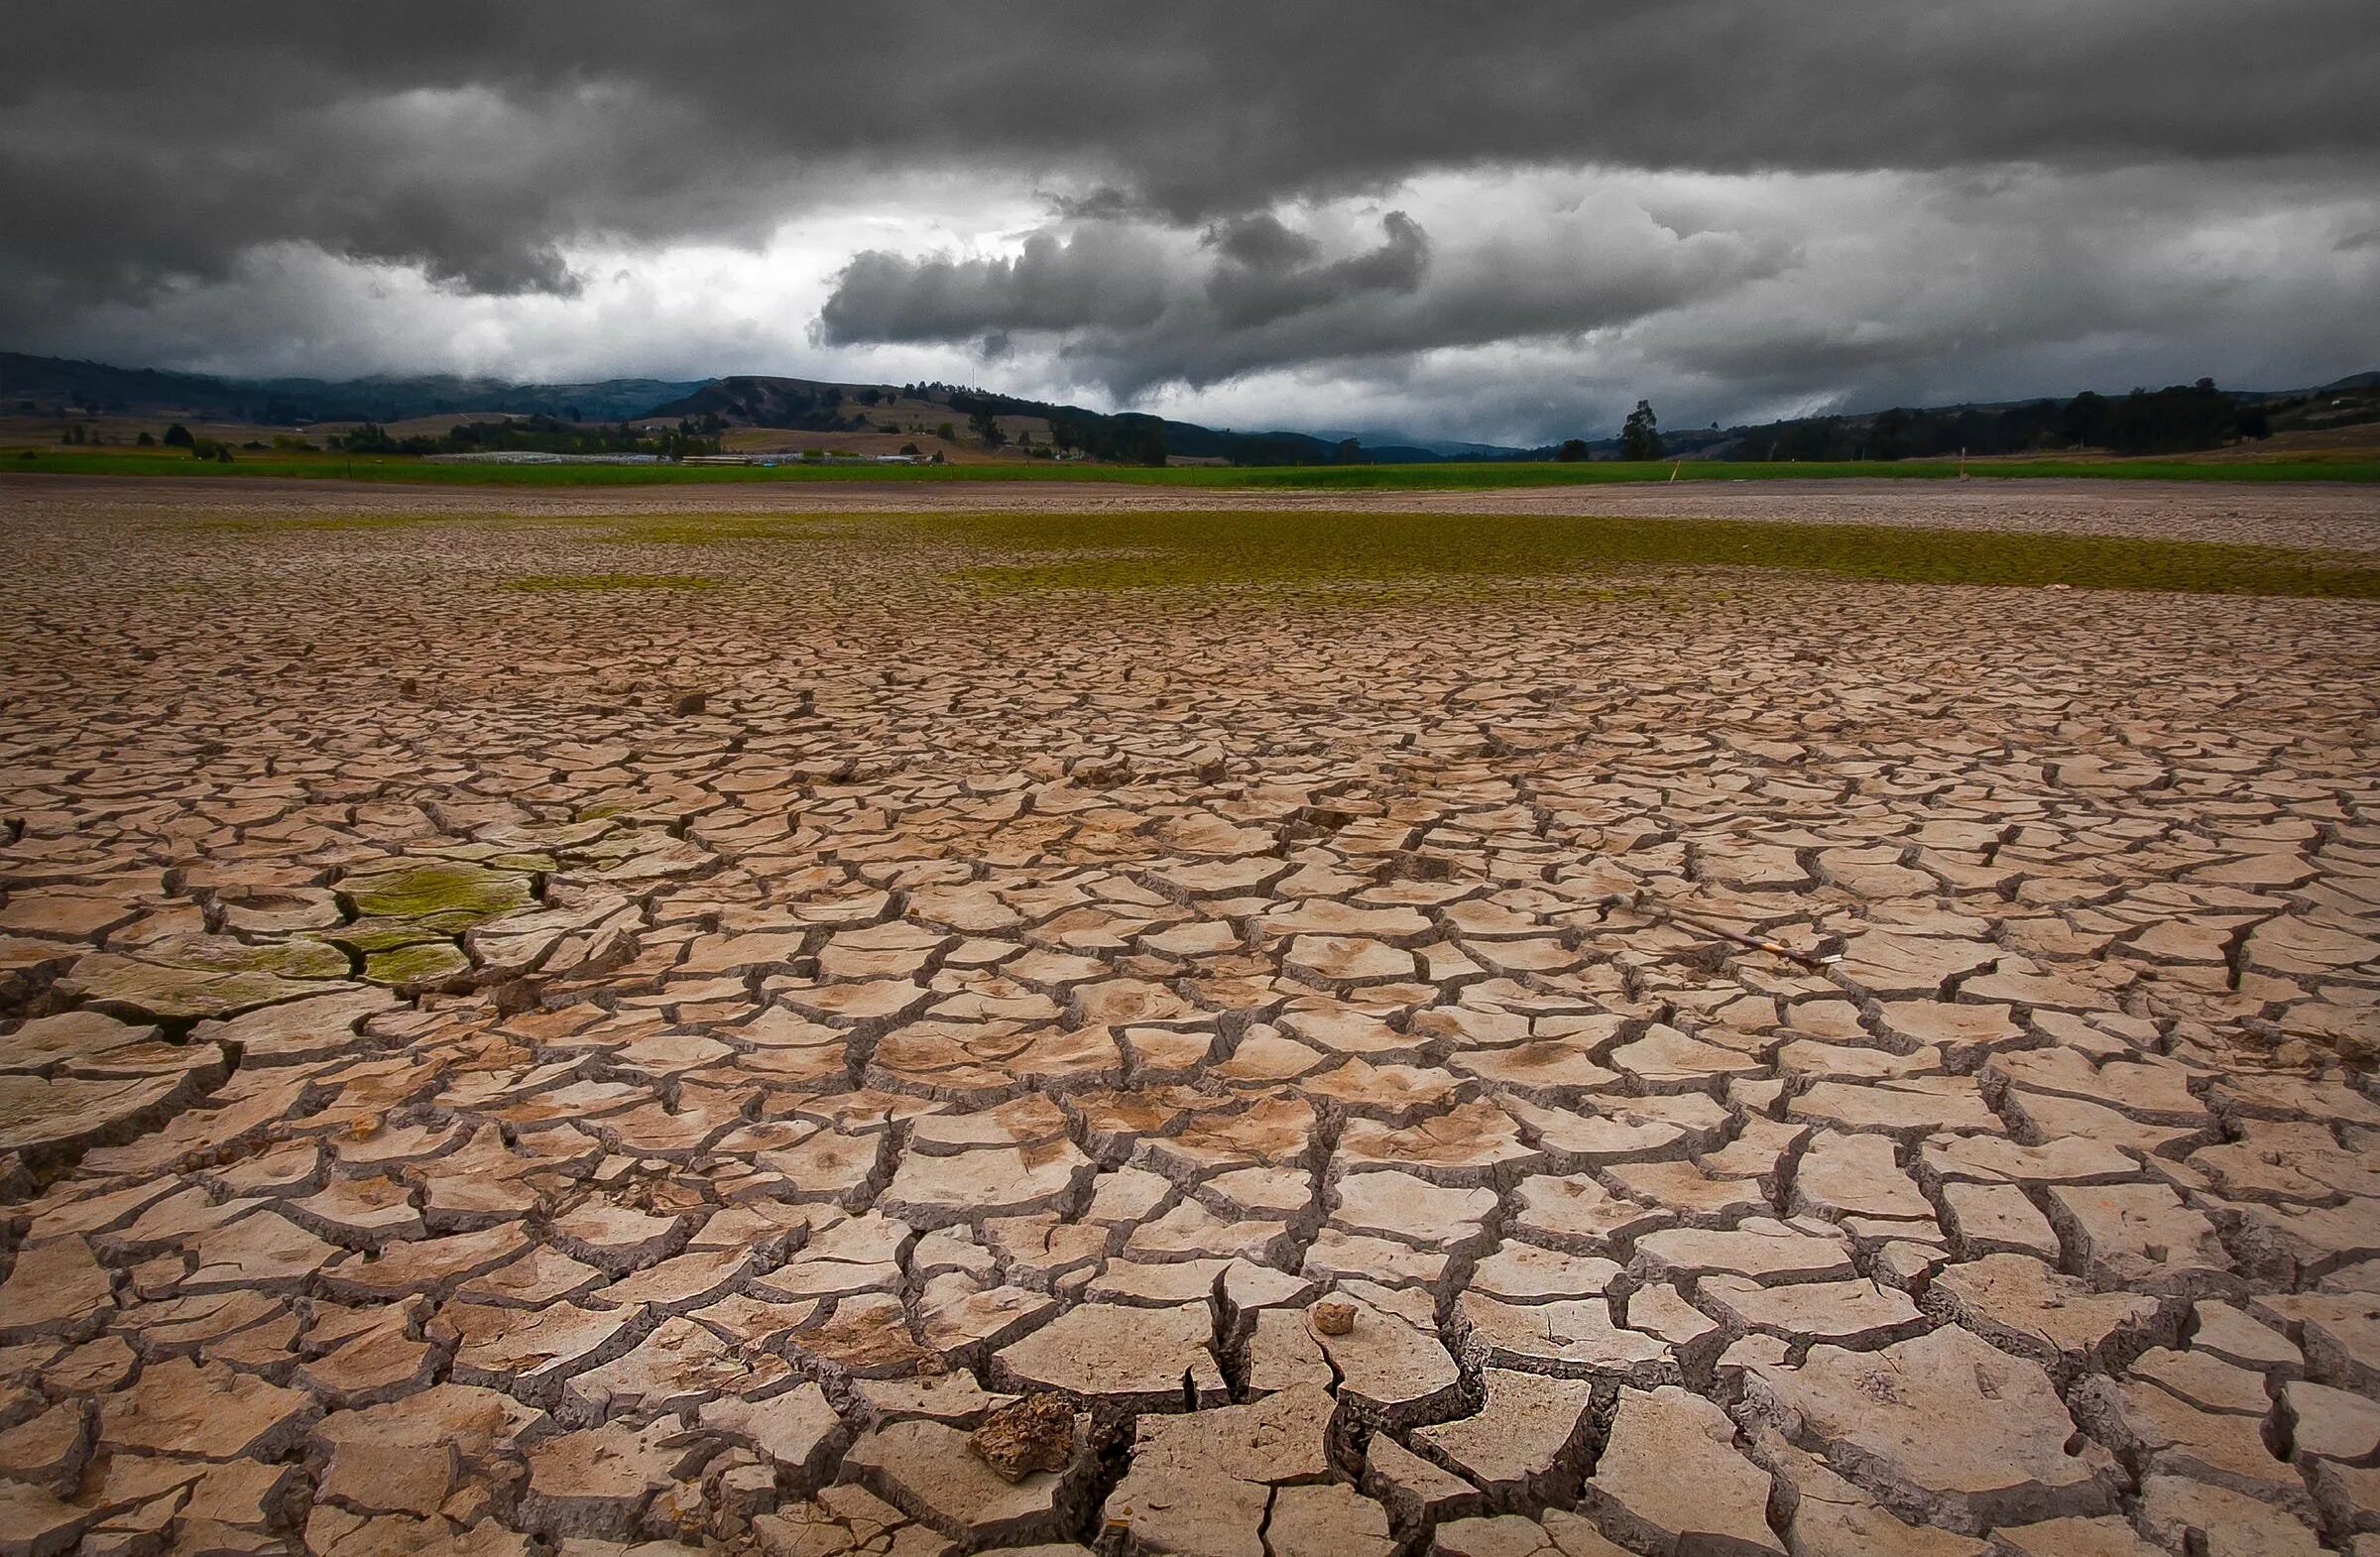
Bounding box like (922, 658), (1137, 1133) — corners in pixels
(327, 911), (486, 954)
(361, 940), (473, 990)
(931, 511), (2380, 599)
(50, 934), (356, 1022)
(339, 861), (536, 920)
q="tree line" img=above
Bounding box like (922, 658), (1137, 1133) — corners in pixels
(326, 415), (721, 459)
(941, 388), (1170, 465)
(1571, 379), (2272, 464)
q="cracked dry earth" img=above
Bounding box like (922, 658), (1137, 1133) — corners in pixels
(3, 488), (2380, 1557)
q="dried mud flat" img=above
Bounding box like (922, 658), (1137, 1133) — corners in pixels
(1, 481), (2378, 1557)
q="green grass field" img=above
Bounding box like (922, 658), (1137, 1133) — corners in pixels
(427, 507), (2376, 600)
(926, 510), (2380, 597)
(9, 445), (2378, 488)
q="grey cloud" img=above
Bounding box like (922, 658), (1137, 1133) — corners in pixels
(1628, 161), (2378, 410)
(819, 157), (2380, 441)
(819, 225), (1172, 343)
(1205, 215), (1322, 273)
(1205, 212), (1429, 329)
(821, 202), (1794, 397)
(822, 211), (1451, 384)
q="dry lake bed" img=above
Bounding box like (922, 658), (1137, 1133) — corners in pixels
(2, 475), (2378, 1556)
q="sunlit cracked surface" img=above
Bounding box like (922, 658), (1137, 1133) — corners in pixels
(2, 481), (2378, 1557)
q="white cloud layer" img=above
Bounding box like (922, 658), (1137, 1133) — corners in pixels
(22, 161), (2373, 445)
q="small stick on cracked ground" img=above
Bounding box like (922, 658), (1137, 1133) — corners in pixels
(1594, 890), (1842, 969)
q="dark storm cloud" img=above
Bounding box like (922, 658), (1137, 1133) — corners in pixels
(4, 0), (2377, 431)
(7, 0), (2377, 315)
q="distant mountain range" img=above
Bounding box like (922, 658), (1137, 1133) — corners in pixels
(1302, 428), (1533, 459)
(0, 352), (1476, 464)
(5, 350), (2375, 464)
(0, 353), (703, 425)
(0, 352), (1507, 466)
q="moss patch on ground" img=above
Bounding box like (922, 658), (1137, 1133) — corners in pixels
(362, 940), (474, 989)
(327, 912), (484, 954)
(340, 860), (536, 920)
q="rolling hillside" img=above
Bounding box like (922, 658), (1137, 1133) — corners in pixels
(8, 350), (2376, 468)
(2, 353), (702, 426)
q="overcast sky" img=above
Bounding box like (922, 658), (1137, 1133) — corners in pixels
(7, 1), (2378, 443)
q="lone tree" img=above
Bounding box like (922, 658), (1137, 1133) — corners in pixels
(1619, 400), (1662, 461)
